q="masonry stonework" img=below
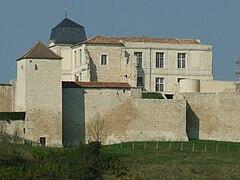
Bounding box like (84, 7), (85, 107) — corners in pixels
(183, 92), (240, 142)
(63, 87), (187, 146)
(22, 59), (62, 147)
(0, 85), (13, 112)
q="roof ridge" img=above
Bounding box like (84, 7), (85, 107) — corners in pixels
(83, 36), (201, 45)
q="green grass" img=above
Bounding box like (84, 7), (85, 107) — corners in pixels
(102, 141), (240, 179)
(1, 138), (240, 179)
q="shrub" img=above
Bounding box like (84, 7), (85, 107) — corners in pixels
(142, 92), (164, 99)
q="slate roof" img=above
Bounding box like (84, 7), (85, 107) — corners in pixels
(62, 81), (131, 89)
(17, 41), (62, 61)
(53, 18), (84, 28)
(84, 36), (201, 45)
(49, 18), (87, 45)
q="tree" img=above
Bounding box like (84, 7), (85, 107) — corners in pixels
(87, 113), (108, 143)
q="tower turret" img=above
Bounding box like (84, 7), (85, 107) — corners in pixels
(15, 41), (63, 147)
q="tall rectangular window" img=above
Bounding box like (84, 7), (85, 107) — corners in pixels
(74, 51), (77, 67)
(156, 77), (164, 92)
(79, 49), (82, 65)
(134, 52), (142, 68)
(101, 54), (108, 65)
(156, 52), (164, 68)
(178, 53), (186, 69)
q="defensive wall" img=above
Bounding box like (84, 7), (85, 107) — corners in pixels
(183, 92), (240, 142)
(178, 79), (236, 93)
(63, 84), (187, 146)
(177, 79), (240, 142)
(0, 84), (13, 112)
(0, 112), (25, 138)
(0, 84), (25, 139)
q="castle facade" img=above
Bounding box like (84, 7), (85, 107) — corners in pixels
(0, 17), (239, 147)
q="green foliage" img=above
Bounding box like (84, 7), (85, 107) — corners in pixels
(4, 140), (240, 179)
(99, 152), (129, 177)
(142, 92), (164, 99)
(0, 141), (129, 179)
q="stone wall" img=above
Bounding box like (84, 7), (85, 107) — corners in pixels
(183, 92), (240, 142)
(63, 88), (187, 146)
(86, 44), (123, 82)
(0, 112), (25, 138)
(50, 45), (73, 81)
(200, 80), (236, 93)
(17, 59), (63, 147)
(103, 98), (187, 144)
(0, 84), (13, 112)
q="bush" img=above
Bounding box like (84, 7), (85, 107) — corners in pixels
(0, 141), (129, 179)
(142, 92), (164, 99)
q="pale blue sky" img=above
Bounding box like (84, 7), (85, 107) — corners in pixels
(0, 0), (240, 83)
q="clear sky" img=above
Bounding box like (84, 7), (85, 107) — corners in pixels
(0, 0), (240, 83)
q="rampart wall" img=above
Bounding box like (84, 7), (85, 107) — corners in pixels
(0, 112), (25, 138)
(0, 84), (13, 112)
(183, 92), (240, 142)
(63, 88), (187, 146)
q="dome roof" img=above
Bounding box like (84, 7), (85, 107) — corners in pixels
(49, 18), (87, 45)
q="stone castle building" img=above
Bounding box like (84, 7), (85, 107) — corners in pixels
(48, 18), (213, 96)
(0, 17), (240, 147)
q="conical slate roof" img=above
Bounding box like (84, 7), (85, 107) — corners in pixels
(49, 18), (87, 45)
(17, 41), (62, 61)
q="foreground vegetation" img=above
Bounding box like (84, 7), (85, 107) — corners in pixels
(1, 138), (240, 179)
(0, 139), (128, 179)
(102, 141), (240, 179)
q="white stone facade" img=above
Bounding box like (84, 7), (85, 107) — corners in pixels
(49, 37), (213, 95)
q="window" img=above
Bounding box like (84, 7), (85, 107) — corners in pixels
(79, 49), (82, 65)
(177, 78), (186, 82)
(34, 64), (38, 70)
(178, 53), (186, 68)
(137, 77), (143, 87)
(101, 54), (108, 65)
(75, 74), (79, 81)
(134, 52), (142, 68)
(40, 137), (46, 146)
(156, 77), (164, 92)
(156, 52), (164, 68)
(74, 51), (77, 67)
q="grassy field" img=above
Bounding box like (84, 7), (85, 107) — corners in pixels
(1, 137), (240, 179)
(102, 141), (240, 179)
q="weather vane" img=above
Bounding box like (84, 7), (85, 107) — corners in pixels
(64, 6), (68, 19)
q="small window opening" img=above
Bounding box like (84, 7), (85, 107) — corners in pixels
(75, 74), (79, 81)
(123, 90), (126, 93)
(23, 128), (25, 134)
(40, 137), (46, 146)
(177, 78), (186, 82)
(165, 94), (173, 99)
(34, 64), (38, 70)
